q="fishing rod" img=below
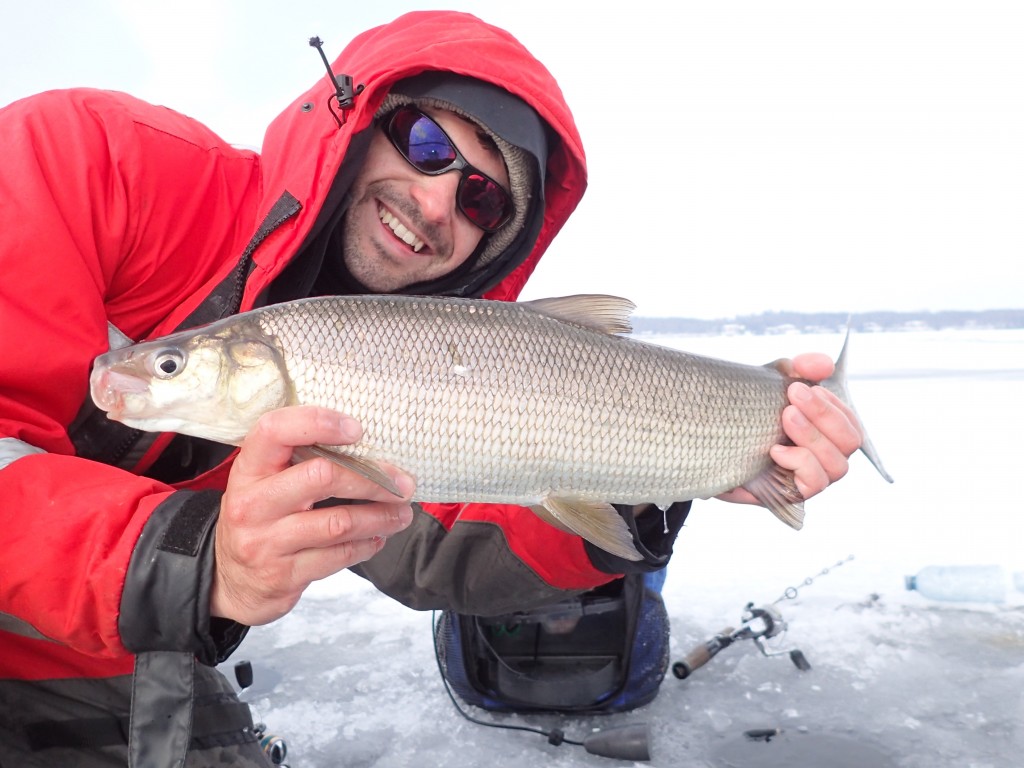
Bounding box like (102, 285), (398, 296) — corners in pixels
(671, 556), (855, 680)
(671, 602), (809, 679)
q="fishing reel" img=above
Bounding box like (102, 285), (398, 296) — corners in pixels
(671, 602), (810, 680)
(234, 660), (290, 766)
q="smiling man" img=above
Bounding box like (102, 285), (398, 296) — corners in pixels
(340, 104), (514, 290)
(287, 70), (552, 306)
(0, 10), (864, 767)
(325, 81), (541, 295)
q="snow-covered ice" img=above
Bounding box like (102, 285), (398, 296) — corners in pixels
(226, 328), (1024, 767)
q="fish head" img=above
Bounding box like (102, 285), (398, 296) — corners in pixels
(89, 322), (291, 444)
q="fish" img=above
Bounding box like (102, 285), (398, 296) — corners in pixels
(89, 294), (893, 562)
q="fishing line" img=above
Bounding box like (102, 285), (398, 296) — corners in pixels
(771, 555), (856, 605)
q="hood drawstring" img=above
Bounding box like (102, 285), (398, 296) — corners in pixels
(308, 36), (364, 127)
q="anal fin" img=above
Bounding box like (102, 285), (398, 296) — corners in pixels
(743, 465), (805, 530)
(533, 495), (644, 561)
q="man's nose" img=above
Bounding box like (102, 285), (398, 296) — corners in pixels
(410, 172), (460, 224)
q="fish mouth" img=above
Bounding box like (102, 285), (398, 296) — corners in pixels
(378, 204), (426, 254)
(89, 366), (149, 417)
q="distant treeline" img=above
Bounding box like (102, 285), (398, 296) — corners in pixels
(631, 309), (1024, 336)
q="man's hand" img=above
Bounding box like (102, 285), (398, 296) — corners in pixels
(211, 406), (415, 626)
(716, 353), (863, 506)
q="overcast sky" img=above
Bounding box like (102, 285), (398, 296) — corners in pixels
(3, 1), (1021, 318)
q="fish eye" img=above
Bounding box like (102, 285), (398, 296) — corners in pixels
(152, 348), (186, 379)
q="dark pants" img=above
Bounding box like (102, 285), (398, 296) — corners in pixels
(0, 664), (272, 767)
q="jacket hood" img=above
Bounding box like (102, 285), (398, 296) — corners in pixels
(253, 10), (587, 304)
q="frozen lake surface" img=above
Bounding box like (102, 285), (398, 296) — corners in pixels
(227, 328), (1024, 767)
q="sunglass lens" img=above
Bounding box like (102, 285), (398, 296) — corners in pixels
(391, 110), (457, 172)
(460, 174), (511, 231)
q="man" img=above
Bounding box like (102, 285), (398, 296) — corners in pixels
(0, 10), (862, 766)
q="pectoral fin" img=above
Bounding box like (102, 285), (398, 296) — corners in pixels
(743, 465), (805, 530)
(292, 445), (402, 498)
(533, 496), (644, 561)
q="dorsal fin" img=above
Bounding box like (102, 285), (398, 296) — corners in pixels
(522, 294), (635, 336)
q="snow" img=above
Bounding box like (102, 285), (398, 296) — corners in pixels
(226, 328), (1024, 767)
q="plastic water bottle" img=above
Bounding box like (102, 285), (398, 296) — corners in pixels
(904, 565), (1024, 604)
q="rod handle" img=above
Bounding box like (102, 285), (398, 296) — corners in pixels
(672, 626), (735, 679)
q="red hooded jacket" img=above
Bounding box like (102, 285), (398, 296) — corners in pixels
(0, 11), (682, 689)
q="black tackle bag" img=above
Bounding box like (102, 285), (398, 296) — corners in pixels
(434, 570), (670, 714)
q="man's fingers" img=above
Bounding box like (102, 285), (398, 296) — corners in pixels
(212, 495), (415, 625)
(289, 453), (415, 506)
(787, 352), (834, 383)
(226, 452), (414, 527)
(212, 406), (418, 626)
(286, 536), (392, 587)
(252, 503), (415, 596)
(716, 366), (865, 507)
(274, 501), (415, 554)
(226, 434), (413, 528)
(787, 382), (863, 460)
(775, 384), (858, 499)
(232, 406), (363, 480)
(770, 443), (833, 499)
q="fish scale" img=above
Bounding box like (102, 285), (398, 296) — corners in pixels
(90, 293), (893, 561)
(253, 296), (786, 505)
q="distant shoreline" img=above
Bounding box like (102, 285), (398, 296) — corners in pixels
(631, 309), (1024, 336)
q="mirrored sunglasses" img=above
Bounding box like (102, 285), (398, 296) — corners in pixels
(384, 106), (515, 232)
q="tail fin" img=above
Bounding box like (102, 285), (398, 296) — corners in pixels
(824, 326), (894, 483)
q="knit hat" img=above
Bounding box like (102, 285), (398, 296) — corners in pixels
(377, 73), (549, 272)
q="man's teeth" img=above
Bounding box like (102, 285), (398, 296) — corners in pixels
(379, 208), (425, 253)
